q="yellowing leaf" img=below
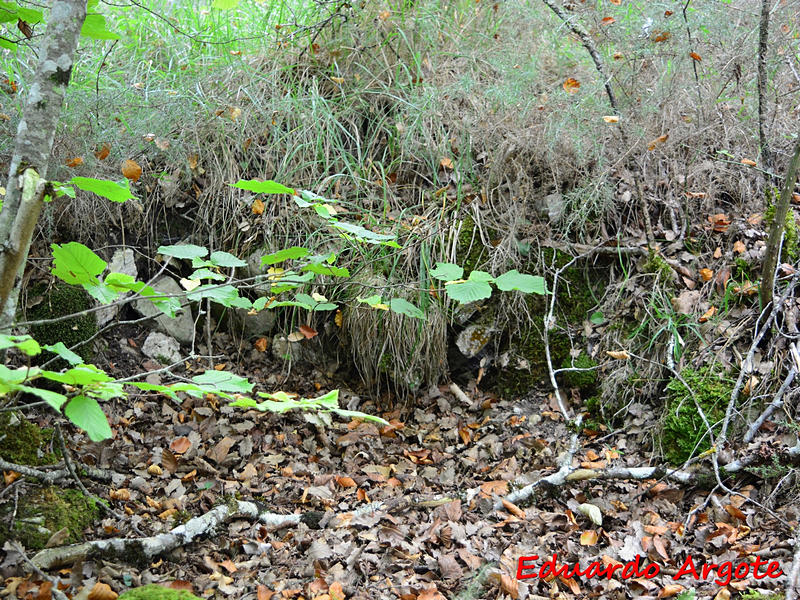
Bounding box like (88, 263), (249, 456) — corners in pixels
(698, 305), (716, 323)
(606, 350), (630, 360)
(252, 198), (265, 215)
(330, 76), (345, 84)
(180, 277), (201, 291)
(563, 77), (580, 93)
(94, 144), (110, 160)
(65, 157), (84, 168)
(602, 115), (620, 123)
(699, 268), (714, 281)
(648, 134), (669, 151)
(741, 158), (757, 167)
(580, 530), (599, 545)
(440, 157), (454, 170)
(287, 331), (305, 342)
(311, 292), (328, 302)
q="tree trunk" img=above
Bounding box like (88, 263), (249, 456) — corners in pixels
(0, 0), (88, 329)
(760, 134), (800, 308)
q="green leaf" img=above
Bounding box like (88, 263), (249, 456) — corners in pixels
(589, 311), (605, 325)
(83, 281), (118, 304)
(357, 295), (385, 307)
(231, 179), (294, 195)
(41, 365), (113, 386)
(20, 385), (67, 411)
(190, 268), (226, 281)
(389, 298), (426, 320)
(430, 262), (463, 281)
(445, 280), (492, 304)
(494, 270), (547, 294)
(301, 263), (350, 277)
(261, 246), (309, 265)
(157, 244), (208, 260)
(331, 409), (389, 425)
(0, 334), (40, 356)
(209, 251), (247, 268)
(331, 220), (396, 243)
(191, 370), (254, 394)
(187, 284), (251, 308)
(43, 343), (83, 366)
(468, 270), (494, 283)
(51, 242), (106, 285)
(70, 177), (132, 202)
(80, 13), (120, 39)
(64, 395), (112, 441)
(212, 0), (240, 8)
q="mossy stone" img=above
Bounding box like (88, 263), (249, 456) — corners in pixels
(660, 366), (733, 466)
(27, 282), (97, 365)
(559, 352), (598, 392)
(119, 584), (202, 600)
(0, 486), (100, 550)
(0, 412), (59, 466)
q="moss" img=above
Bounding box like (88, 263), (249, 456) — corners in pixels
(119, 585), (202, 600)
(642, 249), (672, 281)
(0, 486), (100, 550)
(660, 366), (733, 466)
(0, 412), (59, 466)
(491, 328), (572, 398)
(457, 213), (486, 273)
(764, 196), (798, 261)
(559, 352), (598, 392)
(27, 282), (97, 366)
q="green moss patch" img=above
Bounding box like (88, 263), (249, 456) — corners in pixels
(119, 584), (202, 600)
(27, 282), (97, 366)
(0, 412), (59, 466)
(0, 486), (100, 550)
(559, 352), (598, 392)
(661, 366), (733, 466)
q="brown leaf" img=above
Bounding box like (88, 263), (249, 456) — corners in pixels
(563, 77), (580, 93)
(733, 240), (746, 254)
(187, 154), (199, 170)
(329, 582), (345, 600)
(713, 246), (723, 259)
(699, 268), (713, 281)
(439, 157), (454, 170)
(109, 488), (131, 501)
(65, 157), (84, 168)
(299, 324), (318, 339)
(335, 309), (343, 327)
(480, 480), (509, 497)
(601, 16), (615, 25)
(170, 436), (192, 455)
(501, 499), (526, 518)
(708, 213), (731, 233)
(162, 448), (178, 473)
(17, 19), (32, 39)
(257, 585), (274, 600)
(689, 51), (702, 61)
(488, 572), (518, 599)
(88, 582), (118, 600)
(658, 584), (685, 598)
(606, 349), (630, 360)
(252, 198), (265, 215)
(647, 134), (669, 151)
(698, 306), (716, 323)
(651, 30), (671, 42)
(45, 527), (70, 548)
(336, 475), (357, 488)
(724, 504), (747, 521)
(94, 144), (110, 160)
(207, 436), (236, 464)
(121, 159), (142, 182)
(741, 158), (757, 167)
(254, 337), (268, 352)
(602, 115), (619, 123)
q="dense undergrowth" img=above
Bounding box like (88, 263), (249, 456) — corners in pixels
(2, 0), (800, 470)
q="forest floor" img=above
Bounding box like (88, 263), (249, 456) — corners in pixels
(3, 323), (794, 600)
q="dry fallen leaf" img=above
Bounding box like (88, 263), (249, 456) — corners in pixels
(733, 240), (746, 254)
(601, 16), (615, 25)
(699, 268), (714, 281)
(602, 115), (620, 123)
(170, 436), (192, 454)
(647, 134), (669, 151)
(94, 144), (110, 160)
(299, 324), (318, 339)
(580, 530), (599, 545)
(252, 197), (265, 215)
(287, 331), (305, 342)
(606, 349), (630, 360)
(88, 582), (118, 600)
(563, 77), (580, 93)
(658, 584), (685, 598)
(254, 337), (268, 352)
(689, 51), (702, 61)
(699, 306), (717, 322)
(121, 159), (142, 182)
(65, 157), (84, 168)
(440, 157), (454, 170)
(741, 158), (757, 167)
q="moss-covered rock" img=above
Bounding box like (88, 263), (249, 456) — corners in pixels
(119, 584), (202, 600)
(559, 352), (598, 392)
(27, 282), (97, 366)
(660, 366), (733, 466)
(0, 412), (59, 466)
(0, 486), (100, 550)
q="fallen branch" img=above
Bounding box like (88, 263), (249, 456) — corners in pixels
(0, 458), (114, 484)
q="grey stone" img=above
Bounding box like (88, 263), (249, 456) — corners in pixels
(231, 307), (277, 337)
(134, 275), (195, 344)
(142, 332), (181, 365)
(97, 247), (137, 326)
